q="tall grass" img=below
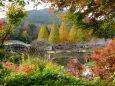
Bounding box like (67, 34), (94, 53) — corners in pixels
(21, 53), (53, 70)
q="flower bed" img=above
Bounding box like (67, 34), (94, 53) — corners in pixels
(0, 62), (114, 86)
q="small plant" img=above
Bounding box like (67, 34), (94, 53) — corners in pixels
(65, 58), (84, 78)
(0, 64), (11, 85)
(26, 57), (53, 71)
(53, 56), (71, 66)
(15, 64), (36, 75)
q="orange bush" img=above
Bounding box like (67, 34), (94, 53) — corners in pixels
(88, 38), (115, 81)
(16, 64), (36, 75)
(2, 62), (17, 71)
(2, 62), (35, 75)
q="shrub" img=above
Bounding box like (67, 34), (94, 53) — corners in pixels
(30, 40), (49, 57)
(8, 54), (22, 64)
(0, 49), (6, 60)
(88, 38), (115, 81)
(2, 62), (17, 71)
(53, 56), (71, 66)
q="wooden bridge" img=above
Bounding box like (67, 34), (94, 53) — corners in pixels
(5, 40), (31, 54)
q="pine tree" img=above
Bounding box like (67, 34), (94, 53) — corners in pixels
(38, 25), (49, 40)
(48, 24), (60, 44)
(59, 22), (69, 43)
(69, 25), (78, 43)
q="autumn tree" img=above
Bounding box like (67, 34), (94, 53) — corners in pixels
(0, 0), (40, 7)
(59, 22), (69, 44)
(49, 23), (60, 44)
(88, 38), (115, 81)
(38, 25), (49, 40)
(41, 0), (114, 21)
(0, 20), (4, 28)
(0, 4), (27, 47)
(0, 26), (11, 47)
(1, 0), (114, 22)
(0, 20), (11, 47)
(1, 0), (114, 39)
(41, 0), (114, 39)
(69, 25), (78, 43)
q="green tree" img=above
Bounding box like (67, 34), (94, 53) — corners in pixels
(69, 25), (93, 43)
(22, 31), (32, 43)
(69, 25), (78, 43)
(28, 24), (38, 40)
(77, 29), (93, 42)
(49, 23), (60, 44)
(95, 21), (115, 39)
(38, 25), (49, 40)
(6, 4), (27, 26)
(59, 22), (69, 43)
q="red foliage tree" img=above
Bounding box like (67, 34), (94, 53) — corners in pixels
(22, 24), (29, 29)
(0, 20), (4, 28)
(88, 38), (115, 81)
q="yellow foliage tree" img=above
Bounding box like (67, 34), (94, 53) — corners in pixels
(69, 25), (78, 43)
(49, 24), (60, 45)
(38, 25), (49, 40)
(59, 22), (69, 44)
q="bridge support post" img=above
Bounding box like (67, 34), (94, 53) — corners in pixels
(48, 53), (51, 59)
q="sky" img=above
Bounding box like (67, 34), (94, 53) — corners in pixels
(0, 2), (48, 18)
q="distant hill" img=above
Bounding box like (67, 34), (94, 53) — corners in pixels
(0, 8), (62, 25)
(23, 8), (61, 24)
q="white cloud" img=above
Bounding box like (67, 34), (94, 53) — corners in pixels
(0, 12), (6, 18)
(25, 3), (48, 10)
